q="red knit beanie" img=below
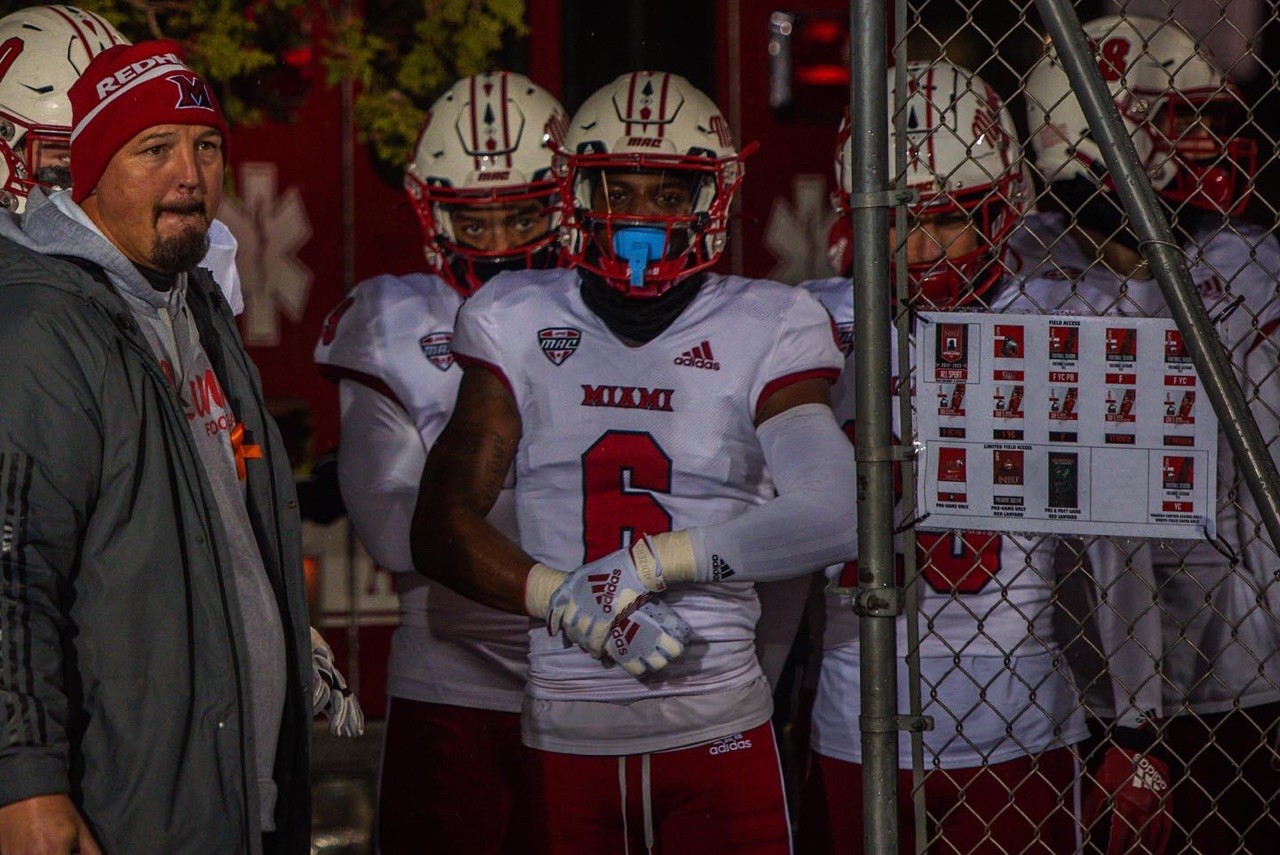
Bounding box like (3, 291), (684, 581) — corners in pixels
(69, 40), (229, 203)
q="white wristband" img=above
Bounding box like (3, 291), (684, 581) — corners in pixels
(646, 531), (697, 585)
(524, 562), (567, 618)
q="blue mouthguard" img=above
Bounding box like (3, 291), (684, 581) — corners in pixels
(612, 227), (667, 288)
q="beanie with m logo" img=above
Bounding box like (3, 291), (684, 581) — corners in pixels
(68, 39), (229, 203)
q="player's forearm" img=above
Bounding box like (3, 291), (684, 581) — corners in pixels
(411, 364), (535, 613)
(411, 500), (538, 616)
(337, 381), (425, 573)
(345, 481), (417, 573)
(1081, 537), (1165, 723)
(656, 403), (860, 584)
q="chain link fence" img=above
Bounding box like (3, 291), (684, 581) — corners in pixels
(824, 1), (1280, 852)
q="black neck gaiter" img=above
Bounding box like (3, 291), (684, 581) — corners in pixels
(579, 269), (705, 344)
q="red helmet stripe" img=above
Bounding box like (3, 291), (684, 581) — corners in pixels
(500, 72), (512, 168)
(469, 75), (481, 171)
(47, 6), (92, 57)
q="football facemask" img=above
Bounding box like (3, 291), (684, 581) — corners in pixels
(835, 62), (1024, 308)
(1113, 12), (1260, 218)
(557, 71), (752, 298)
(404, 71), (569, 296)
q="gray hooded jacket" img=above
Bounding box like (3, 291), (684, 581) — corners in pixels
(0, 190), (312, 854)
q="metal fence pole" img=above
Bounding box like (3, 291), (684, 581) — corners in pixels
(1035, 0), (1280, 560)
(849, 0), (901, 852)
(884, 8), (930, 851)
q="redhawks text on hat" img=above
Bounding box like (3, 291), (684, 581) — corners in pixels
(94, 53), (185, 99)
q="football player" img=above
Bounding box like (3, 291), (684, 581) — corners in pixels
(314, 71), (570, 854)
(0, 4), (243, 316)
(795, 61), (1093, 854)
(412, 71), (858, 852)
(1021, 14), (1280, 852)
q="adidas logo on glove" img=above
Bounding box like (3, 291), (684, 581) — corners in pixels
(609, 615), (642, 656)
(1131, 755), (1169, 793)
(589, 569), (625, 614)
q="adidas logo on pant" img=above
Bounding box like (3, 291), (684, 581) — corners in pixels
(708, 733), (753, 755)
(674, 340), (720, 371)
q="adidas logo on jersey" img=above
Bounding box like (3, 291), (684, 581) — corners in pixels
(589, 569), (624, 614)
(708, 733), (753, 756)
(674, 340), (720, 371)
(711, 554), (735, 581)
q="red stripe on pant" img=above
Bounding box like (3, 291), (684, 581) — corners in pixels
(525, 720), (792, 854)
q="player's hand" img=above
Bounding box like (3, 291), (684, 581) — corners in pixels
(1083, 740), (1172, 855)
(548, 540), (667, 656)
(0, 794), (102, 855)
(310, 626), (366, 738)
(602, 599), (692, 676)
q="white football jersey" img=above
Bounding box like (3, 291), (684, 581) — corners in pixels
(452, 268), (843, 705)
(802, 275), (1088, 767)
(314, 273), (529, 712)
(1012, 213), (1280, 714)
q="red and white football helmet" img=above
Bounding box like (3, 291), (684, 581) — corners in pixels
(0, 5), (127, 210)
(404, 71), (569, 296)
(555, 71), (751, 298)
(1087, 15), (1256, 216)
(834, 61), (1025, 308)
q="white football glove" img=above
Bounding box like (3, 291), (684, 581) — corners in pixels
(547, 539), (668, 657)
(602, 599), (692, 677)
(310, 626), (366, 738)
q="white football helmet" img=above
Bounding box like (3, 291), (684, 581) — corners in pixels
(1025, 19), (1176, 196)
(0, 5), (128, 208)
(1087, 15), (1255, 215)
(834, 61), (1025, 308)
(404, 71), (568, 296)
(555, 71), (751, 297)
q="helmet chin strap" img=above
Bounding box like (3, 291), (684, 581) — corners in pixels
(613, 227), (667, 288)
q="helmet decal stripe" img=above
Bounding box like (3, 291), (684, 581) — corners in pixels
(468, 75), (481, 170)
(931, 68), (942, 179)
(624, 72), (639, 136)
(47, 6), (90, 57)
(657, 72), (670, 138)
(501, 72), (512, 168)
